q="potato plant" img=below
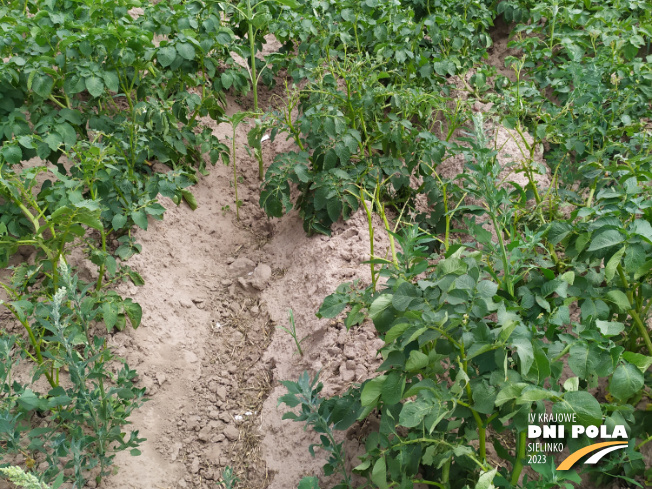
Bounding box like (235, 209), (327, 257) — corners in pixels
(0, 0), (240, 485)
(272, 0), (652, 487)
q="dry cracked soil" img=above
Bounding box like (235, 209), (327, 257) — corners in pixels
(97, 71), (392, 489)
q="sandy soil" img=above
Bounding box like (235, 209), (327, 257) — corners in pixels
(101, 38), (394, 487)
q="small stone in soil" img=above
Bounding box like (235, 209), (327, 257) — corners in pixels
(250, 263), (272, 290)
(228, 257), (255, 275)
(223, 425), (239, 441)
(198, 427), (212, 442)
(340, 365), (355, 383)
(179, 298), (193, 308)
(326, 346), (341, 356)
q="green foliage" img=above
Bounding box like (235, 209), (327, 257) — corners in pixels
(0, 262), (145, 488)
(276, 309), (308, 356)
(0, 466), (52, 489)
(272, 0), (652, 486)
(279, 372), (358, 489)
(217, 466), (240, 489)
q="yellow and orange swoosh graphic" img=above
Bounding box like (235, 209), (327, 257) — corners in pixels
(557, 441), (628, 470)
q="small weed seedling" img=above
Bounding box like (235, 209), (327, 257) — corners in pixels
(217, 466), (239, 489)
(276, 309), (307, 356)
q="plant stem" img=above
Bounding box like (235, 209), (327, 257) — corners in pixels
(96, 230), (107, 291)
(247, 0), (258, 114)
(441, 458), (451, 488)
(510, 431), (527, 485)
(232, 122), (239, 221)
(617, 264), (652, 353)
(377, 198), (397, 267)
(491, 214), (513, 297)
(359, 189), (377, 291)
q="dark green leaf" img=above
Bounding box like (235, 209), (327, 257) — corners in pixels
(553, 391), (602, 427)
(176, 43), (196, 60)
(158, 46), (177, 67)
(131, 209), (148, 230)
(587, 229), (624, 251)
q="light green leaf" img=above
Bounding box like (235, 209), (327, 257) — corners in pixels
(103, 302), (118, 331)
(32, 74), (54, 98)
(369, 295), (393, 321)
(563, 377), (579, 392)
(476, 280), (497, 298)
(475, 468), (497, 489)
(621, 352), (652, 374)
(181, 189), (198, 210)
(384, 322), (410, 344)
(371, 458), (388, 489)
(317, 294), (347, 318)
(274, 0), (300, 7)
(85, 76), (104, 98)
(399, 399), (431, 428)
(1, 145), (22, 165)
(568, 342), (602, 379)
(103, 71), (120, 92)
(512, 338), (533, 374)
(604, 290), (630, 313)
(112, 214), (128, 230)
(406, 350), (429, 372)
(609, 363), (644, 402)
(361, 376), (386, 406)
(596, 320), (625, 337)
(381, 371), (404, 405)
(298, 477), (319, 489)
(605, 246), (626, 281)
(176, 42), (196, 60)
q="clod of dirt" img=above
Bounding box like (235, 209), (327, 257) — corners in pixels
(223, 425), (239, 441)
(250, 263), (272, 290)
(228, 257), (256, 275)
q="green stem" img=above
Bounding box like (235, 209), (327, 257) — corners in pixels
(247, 0), (258, 113)
(359, 189), (377, 291)
(630, 309), (652, 355)
(10, 311), (56, 388)
(96, 230), (107, 291)
(510, 431), (527, 485)
(552, 343), (571, 362)
(377, 197), (397, 267)
(617, 264), (652, 353)
(491, 214), (513, 297)
(232, 123), (239, 221)
(412, 481), (445, 489)
(636, 434), (652, 450)
(441, 458), (451, 488)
